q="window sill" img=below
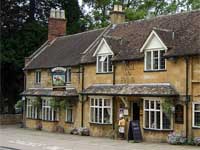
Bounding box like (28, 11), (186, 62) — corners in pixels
(65, 121), (74, 124)
(96, 72), (113, 74)
(26, 118), (41, 120)
(144, 69), (167, 72)
(41, 120), (59, 123)
(143, 128), (173, 132)
(192, 126), (200, 129)
(89, 122), (112, 125)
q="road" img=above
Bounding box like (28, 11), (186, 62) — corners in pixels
(0, 125), (199, 150)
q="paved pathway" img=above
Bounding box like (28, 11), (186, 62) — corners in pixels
(0, 125), (199, 150)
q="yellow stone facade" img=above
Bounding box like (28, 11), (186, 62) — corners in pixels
(24, 56), (200, 142)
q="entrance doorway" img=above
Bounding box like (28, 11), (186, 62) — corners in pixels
(132, 102), (140, 121)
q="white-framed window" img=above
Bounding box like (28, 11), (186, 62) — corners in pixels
(144, 98), (172, 130)
(66, 105), (73, 122)
(66, 68), (71, 84)
(193, 102), (200, 128)
(145, 49), (166, 71)
(96, 55), (113, 73)
(90, 97), (112, 124)
(42, 99), (59, 121)
(35, 70), (41, 84)
(26, 99), (38, 119)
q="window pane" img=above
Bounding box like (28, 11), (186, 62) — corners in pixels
(150, 101), (154, 109)
(99, 108), (102, 123)
(145, 111), (149, 128)
(99, 99), (102, 106)
(195, 104), (200, 111)
(91, 98), (94, 106)
(98, 56), (102, 72)
(163, 113), (171, 129)
(103, 57), (108, 72)
(150, 111), (155, 128)
(104, 108), (111, 123)
(194, 112), (200, 127)
(95, 99), (98, 106)
(95, 108), (98, 122)
(160, 51), (165, 69)
(156, 111), (160, 129)
(91, 108), (94, 122)
(156, 101), (160, 110)
(67, 108), (73, 122)
(104, 99), (110, 106)
(153, 51), (159, 69)
(146, 52), (151, 70)
(145, 100), (149, 109)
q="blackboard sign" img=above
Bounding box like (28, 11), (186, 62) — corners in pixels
(128, 120), (142, 142)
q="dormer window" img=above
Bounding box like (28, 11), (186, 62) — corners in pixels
(140, 30), (168, 71)
(93, 38), (114, 73)
(145, 49), (166, 71)
(97, 55), (112, 73)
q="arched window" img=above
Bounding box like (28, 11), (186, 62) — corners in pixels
(175, 104), (184, 124)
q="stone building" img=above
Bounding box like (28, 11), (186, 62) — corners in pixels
(22, 6), (200, 142)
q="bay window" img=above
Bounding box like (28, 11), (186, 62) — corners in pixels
(144, 99), (172, 130)
(90, 97), (112, 124)
(145, 50), (166, 71)
(26, 99), (38, 119)
(97, 55), (112, 73)
(193, 102), (200, 128)
(42, 99), (59, 121)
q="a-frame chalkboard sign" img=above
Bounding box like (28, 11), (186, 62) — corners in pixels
(128, 120), (142, 142)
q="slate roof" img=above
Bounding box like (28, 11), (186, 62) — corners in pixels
(81, 10), (200, 63)
(25, 10), (200, 69)
(81, 83), (178, 96)
(21, 88), (78, 97)
(25, 28), (105, 70)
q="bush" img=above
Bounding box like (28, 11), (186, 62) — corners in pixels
(167, 132), (187, 145)
(70, 127), (90, 136)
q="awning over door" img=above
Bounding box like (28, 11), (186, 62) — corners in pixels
(81, 83), (178, 97)
(21, 88), (78, 97)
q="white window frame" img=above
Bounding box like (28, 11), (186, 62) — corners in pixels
(143, 98), (173, 130)
(66, 67), (71, 84)
(26, 99), (38, 119)
(192, 102), (200, 128)
(65, 105), (73, 122)
(35, 70), (41, 84)
(41, 99), (59, 121)
(144, 49), (166, 71)
(96, 54), (113, 73)
(90, 96), (113, 124)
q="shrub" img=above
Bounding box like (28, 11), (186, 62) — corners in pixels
(167, 132), (187, 145)
(194, 137), (200, 146)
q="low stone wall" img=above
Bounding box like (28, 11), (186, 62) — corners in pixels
(0, 114), (22, 125)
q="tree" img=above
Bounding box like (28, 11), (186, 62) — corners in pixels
(60, 0), (85, 34)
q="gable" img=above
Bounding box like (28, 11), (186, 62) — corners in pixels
(93, 38), (114, 56)
(140, 30), (168, 52)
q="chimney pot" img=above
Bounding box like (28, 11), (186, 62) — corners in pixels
(110, 4), (125, 24)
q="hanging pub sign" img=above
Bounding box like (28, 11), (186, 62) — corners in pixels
(51, 67), (66, 86)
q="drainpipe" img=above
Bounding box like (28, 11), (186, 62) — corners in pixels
(112, 63), (116, 130)
(184, 56), (189, 139)
(81, 65), (84, 127)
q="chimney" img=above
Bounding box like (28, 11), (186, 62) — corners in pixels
(48, 9), (66, 41)
(110, 4), (125, 24)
